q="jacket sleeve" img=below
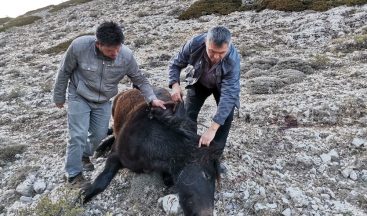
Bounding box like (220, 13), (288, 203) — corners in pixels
(126, 56), (157, 103)
(53, 42), (77, 104)
(168, 39), (192, 88)
(212, 53), (241, 125)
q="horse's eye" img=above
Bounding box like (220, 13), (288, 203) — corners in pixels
(202, 171), (211, 180)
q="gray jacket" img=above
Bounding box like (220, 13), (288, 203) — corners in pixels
(168, 33), (241, 125)
(53, 35), (157, 104)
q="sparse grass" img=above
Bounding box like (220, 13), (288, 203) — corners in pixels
(0, 17), (12, 25)
(40, 79), (54, 93)
(255, 0), (367, 12)
(310, 54), (331, 69)
(43, 32), (94, 55)
(331, 33), (367, 53)
(50, 0), (93, 13)
(0, 16), (41, 32)
(178, 0), (367, 19)
(19, 188), (83, 216)
(24, 5), (55, 16)
(0, 145), (27, 164)
(5, 87), (25, 101)
(133, 37), (153, 48)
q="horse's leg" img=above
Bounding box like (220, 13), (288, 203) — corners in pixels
(161, 171), (174, 187)
(94, 135), (115, 158)
(82, 152), (122, 203)
(107, 127), (113, 135)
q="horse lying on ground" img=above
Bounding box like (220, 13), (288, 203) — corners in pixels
(82, 87), (222, 216)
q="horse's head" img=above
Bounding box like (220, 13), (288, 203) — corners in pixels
(176, 160), (219, 216)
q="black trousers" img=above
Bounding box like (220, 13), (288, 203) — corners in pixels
(185, 83), (234, 150)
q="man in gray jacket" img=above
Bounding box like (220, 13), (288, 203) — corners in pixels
(53, 21), (165, 186)
(169, 26), (240, 152)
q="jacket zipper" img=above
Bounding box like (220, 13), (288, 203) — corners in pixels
(98, 60), (104, 102)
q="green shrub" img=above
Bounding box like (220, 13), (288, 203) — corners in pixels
(0, 145), (27, 163)
(50, 0), (93, 13)
(43, 32), (94, 55)
(0, 16), (41, 32)
(310, 54), (331, 69)
(178, 0), (243, 20)
(354, 34), (367, 48)
(19, 188), (83, 216)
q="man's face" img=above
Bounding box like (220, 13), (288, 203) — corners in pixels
(96, 42), (121, 60)
(205, 40), (229, 65)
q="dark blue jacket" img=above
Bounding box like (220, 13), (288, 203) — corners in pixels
(168, 33), (241, 125)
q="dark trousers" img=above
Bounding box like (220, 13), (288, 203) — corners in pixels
(185, 83), (234, 150)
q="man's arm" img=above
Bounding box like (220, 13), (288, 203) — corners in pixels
(53, 42), (78, 108)
(126, 56), (166, 109)
(199, 52), (241, 147)
(168, 39), (192, 101)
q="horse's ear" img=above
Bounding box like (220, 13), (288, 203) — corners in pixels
(173, 101), (186, 118)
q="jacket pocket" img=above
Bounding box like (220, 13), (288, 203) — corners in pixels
(80, 63), (99, 83)
(105, 65), (124, 84)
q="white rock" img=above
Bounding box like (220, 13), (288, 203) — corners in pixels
(243, 190), (250, 200)
(158, 194), (181, 215)
(349, 170), (358, 180)
(328, 149), (339, 159)
(20, 196), (33, 203)
(361, 170), (367, 182)
(33, 179), (46, 194)
(282, 208), (292, 216)
(341, 168), (351, 178)
(320, 153), (331, 164)
(286, 187), (309, 207)
(352, 138), (366, 147)
(16, 175), (36, 197)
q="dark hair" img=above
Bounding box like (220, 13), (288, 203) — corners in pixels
(206, 26), (231, 47)
(96, 21), (124, 46)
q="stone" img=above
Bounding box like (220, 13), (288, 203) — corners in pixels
(33, 179), (47, 194)
(158, 194), (181, 215)
(352, 138), (365, 147)
(349, 170), (358, 180)
(16, 175), (36, 197)
(282, 208), (292, 216)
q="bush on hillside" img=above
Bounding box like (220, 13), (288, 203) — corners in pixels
(0, 17), (12, 25)
(43, 32), (94, 55)
(177, 0), (367, 20)
(0, 16), (41, 32)
(178, 0), (242, 20)
(50, 0), (93, 13)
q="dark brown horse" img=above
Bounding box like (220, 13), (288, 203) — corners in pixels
(82, 87), (222, 216)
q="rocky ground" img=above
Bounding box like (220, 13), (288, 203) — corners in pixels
(0, 0), (366, 215)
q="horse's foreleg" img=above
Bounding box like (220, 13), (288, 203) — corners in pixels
(94, 135), (115, 158)
(82, 153), (122, 203)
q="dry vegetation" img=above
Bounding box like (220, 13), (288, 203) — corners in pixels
(0, 16), (41, 32)
(43, 32), (94, 55)
(178, 0), (367, 20)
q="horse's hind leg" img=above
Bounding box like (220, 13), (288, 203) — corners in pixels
(94, 135), (115, 158)
(82, 152), (122, 203)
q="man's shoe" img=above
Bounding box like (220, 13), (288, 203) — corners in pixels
(67, 172), (88, 188)
(82, 156), (95, 171)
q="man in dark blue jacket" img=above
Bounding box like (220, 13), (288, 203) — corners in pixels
(168, 26), (240, 150)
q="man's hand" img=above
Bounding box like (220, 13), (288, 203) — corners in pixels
(199, 122), (220, 147)
(151, 99), (166, 109)
(171, 83), (183, 102)
(55, 103), (64, 108)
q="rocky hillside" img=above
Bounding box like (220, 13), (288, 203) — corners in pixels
(0, 0), (366, 215)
